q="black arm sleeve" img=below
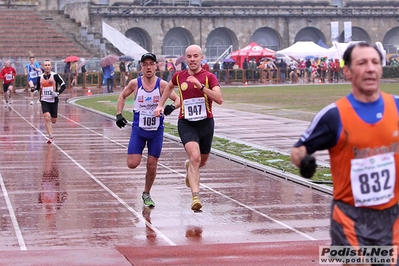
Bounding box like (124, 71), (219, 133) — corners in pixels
(293, 107), (340, 154)
(54, 74), (67, 94)
(35, 76), (41, 91)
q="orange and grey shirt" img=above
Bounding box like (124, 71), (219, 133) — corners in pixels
(294, 92), (399, 210)
(36, 72), (66, 103)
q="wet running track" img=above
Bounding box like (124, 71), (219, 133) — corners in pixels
(0, 87), (333, 265)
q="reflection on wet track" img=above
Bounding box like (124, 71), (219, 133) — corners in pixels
(0, 89), (332, 265)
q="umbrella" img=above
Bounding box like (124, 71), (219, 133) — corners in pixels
(223, 58), (235, 63)
(175, 55), (185, 65)
(119, 55), (134, 62)
(304, 55), (315, 60)
(77, 58), (87, 69)
(65, 55), (80, 62)
(390, 54), (399, 59)
(100, 54), (119, 67)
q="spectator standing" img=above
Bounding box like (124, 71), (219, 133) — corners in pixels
(81, 62), (87, 89)
(319, 58), (328, 83)
(166, 59), (176, 82)
(298, 59), (306, 82)
(202, 61), (210, 72)
(103, 64), (114, 93)
(278, 59), (287, 83)
(288, 60), (297, 83)
(63, 62), (71, 86)
(305, 58), (312, 82)
(242, 58), (249, 84)
(249, 58), (257, 82)
(70, 61), (78, 86)
(213, 60), (220, 80)
(119, 60), (127, 88)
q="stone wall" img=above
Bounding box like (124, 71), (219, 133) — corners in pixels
(60, 2), (399, 56)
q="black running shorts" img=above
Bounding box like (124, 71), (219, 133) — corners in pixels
(41, 101), (58, 118)
(178, 118), (214, 154)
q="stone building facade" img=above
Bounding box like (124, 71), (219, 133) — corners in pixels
(37, 0), (399, 59)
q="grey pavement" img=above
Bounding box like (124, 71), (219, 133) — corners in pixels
(163, 100), (331, 166)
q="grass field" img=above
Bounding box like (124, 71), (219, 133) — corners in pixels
(74, 83), (399, 183)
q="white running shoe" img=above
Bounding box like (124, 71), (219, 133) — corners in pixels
(30, 100), (33, 105)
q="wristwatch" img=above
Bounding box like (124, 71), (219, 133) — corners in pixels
(200, 84), (205, 91)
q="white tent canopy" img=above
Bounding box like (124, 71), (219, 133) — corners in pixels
(331, 41), (363, 60)
(102, 21), (148, 60)
(276, 41), (335, 60)
(330, 41), (386, 65)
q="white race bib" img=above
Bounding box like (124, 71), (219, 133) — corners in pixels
(138, 110), (160, 131)
(5, 74), (12, 81)
(183, 97), (207, 121)
(350, 152), (396, 207)
(29, 71), (37, 79)
(41, 87), (55, 103)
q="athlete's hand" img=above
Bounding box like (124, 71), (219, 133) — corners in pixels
(154, 106), (163, 117)
(299, 154), (317, 179)
(116, 114), (127, 128)
(52, 91), (59, 97)
(163, 104), (175, 116)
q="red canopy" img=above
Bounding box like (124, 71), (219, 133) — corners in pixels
(231, 42), (275, 68)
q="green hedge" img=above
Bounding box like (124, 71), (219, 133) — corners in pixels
(382, 66), (399, 78)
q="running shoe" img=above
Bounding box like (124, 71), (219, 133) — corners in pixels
(47, 137), (53, 144)
(184, 159), (190, 188)
(30, 100), (33, 105)
(4, 102), (8, 108)
(191, 196), (202, 211)
(142, 192), (155, 208)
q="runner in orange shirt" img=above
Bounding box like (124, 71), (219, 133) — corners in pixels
(291, 43), (399, 264)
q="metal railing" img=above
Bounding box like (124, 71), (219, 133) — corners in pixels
(140, 0), (191, 6)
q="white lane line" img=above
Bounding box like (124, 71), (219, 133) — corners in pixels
(202, 184), (317, 240)
(51, 142), (176, 246)
(0, 173), (27, 250)
(11, 108), (176, 246)
(59, 113), (317, 241)
(54, 114), (176, 246)
(1, 107), (45, 251)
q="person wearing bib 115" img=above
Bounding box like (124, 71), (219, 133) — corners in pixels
(25, 56), (42, 105)
(115, 53), (180, 208)
(154, 45), (223, 212)
(291, 43), (399, 266)
(35, 60), (66, 144)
